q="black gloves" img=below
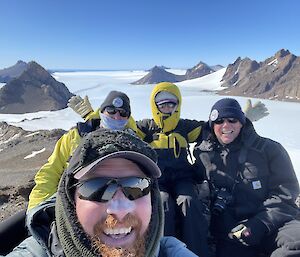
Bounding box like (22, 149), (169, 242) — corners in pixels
(228, 217), (268, 246)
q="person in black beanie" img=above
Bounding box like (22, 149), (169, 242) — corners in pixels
(28, 90), (135, 210)
(2, 129), (198, 257)
(194, 98), (300, 257)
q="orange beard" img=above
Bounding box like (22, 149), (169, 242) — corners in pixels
(91, 214), (146, 257)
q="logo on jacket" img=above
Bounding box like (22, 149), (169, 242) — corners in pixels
(252, 180), (262, 190)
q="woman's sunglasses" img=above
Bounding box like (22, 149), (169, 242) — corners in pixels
(104, 106), (129, 117)
(75, 176), (151, 202)
(214, 118), (239, 125)
(157, 102), (177, 109)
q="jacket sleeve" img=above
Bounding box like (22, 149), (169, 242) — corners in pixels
(27, 128), (81, 210)
(0, 236), (48, 257)
(159, 236), (198, 257)
(84, 108), (100, 121)
(255, 139), (300, 233)
(185, 119), (205, 143)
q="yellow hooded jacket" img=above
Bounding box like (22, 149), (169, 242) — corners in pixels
(136, 82), (205, 172)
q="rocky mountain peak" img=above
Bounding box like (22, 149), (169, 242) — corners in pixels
(0, 60), (28, 83)
(220, 49), (300, 102)
(0, 61), (74, 114)
(131, 66), (184, 85)
(275, 49), (290, 59)
(185, 61), (214, 80)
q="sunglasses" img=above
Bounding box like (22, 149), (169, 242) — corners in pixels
(75, 176), (151, 202)
(105, 106), (129, 117)
(214, 118), (239, 125)
(157, 102), (177, 109)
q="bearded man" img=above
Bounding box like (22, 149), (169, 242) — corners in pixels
(2, 129), (198, 257)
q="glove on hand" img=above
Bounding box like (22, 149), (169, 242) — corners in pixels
(243, 99), (269, 122)
(228, 218), (268, 246)
(68, 95), (93, 118)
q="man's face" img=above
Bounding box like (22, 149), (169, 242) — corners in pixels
(75, 158), (152, 256)
(213, 118), (243, 144)
(103, 106), (129, 120)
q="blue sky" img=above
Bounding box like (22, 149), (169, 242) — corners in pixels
(1, 0), (300, 70)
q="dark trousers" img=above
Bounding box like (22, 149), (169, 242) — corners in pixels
(159, 176), (210, 257)
(214, 219), (300, 257)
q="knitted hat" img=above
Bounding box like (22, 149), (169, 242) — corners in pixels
(100, 91), (131, 117)
(209, 98), (246, 127)
(66, 129), (161, 180)
(155, 91), (178, 105)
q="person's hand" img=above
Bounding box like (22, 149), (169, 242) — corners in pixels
(243, 99), (269, 122)
(67, 95), (93, 118)
(228, 218), (268, 246)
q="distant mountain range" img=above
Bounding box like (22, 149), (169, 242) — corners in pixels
(220, 49), (300, 102)
(132, 62), (222, 85)
(0, 61), (74, 114)
(1, 48), (300, 105)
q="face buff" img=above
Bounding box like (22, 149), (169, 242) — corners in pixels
(92, 214), (146, 257)
(100, 113), (128, 131)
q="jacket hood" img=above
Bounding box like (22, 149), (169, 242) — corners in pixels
(150, 82), (182, 132)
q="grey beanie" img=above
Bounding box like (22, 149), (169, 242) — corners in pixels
(209, 98), (246, 127)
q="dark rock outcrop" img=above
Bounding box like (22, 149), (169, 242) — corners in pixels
(185, 61), (215, 80)
(131, 66), (185, 85)
(0, 121), (66, 220)
(220, 49), (300, 102)
(0, 61), (74, 113)
(0, 60), (28, 83)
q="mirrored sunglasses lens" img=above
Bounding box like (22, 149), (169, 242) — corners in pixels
(214, 118), (238, 124)
(105, 107), (128, 117)
(158, 102), (176, 109)
(77, 178), (112, 202)
(121, 177), (151, 200)
(105, 107), (117, 115)
(214, 118), (225, 124)
(118, 109), (129, 117)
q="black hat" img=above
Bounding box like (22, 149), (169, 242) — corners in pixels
(100, 91), (131, 117)
(66, 129), (161, 180)
(209, 98), (246, 127)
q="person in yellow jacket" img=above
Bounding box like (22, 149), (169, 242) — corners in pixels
(27, 90), (137, 210)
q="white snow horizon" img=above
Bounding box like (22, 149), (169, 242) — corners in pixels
(0, 68), (299, 180)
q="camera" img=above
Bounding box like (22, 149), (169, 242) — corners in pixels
(212, 187), (233, 215)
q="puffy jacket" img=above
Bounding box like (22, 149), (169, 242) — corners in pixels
(136, 82), (204, 173)
(28, 128), (81, 209)
(194, 120), (300, 235)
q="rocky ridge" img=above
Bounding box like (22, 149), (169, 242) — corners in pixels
(131, 62), (221, 85)
(0, 61), (74, 114)
(220, 49), (300, 102)
(0, 60), (28, 83)
(0, 122), (65, 221)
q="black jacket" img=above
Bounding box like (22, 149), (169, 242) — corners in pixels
(194, 119), (299, 235)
